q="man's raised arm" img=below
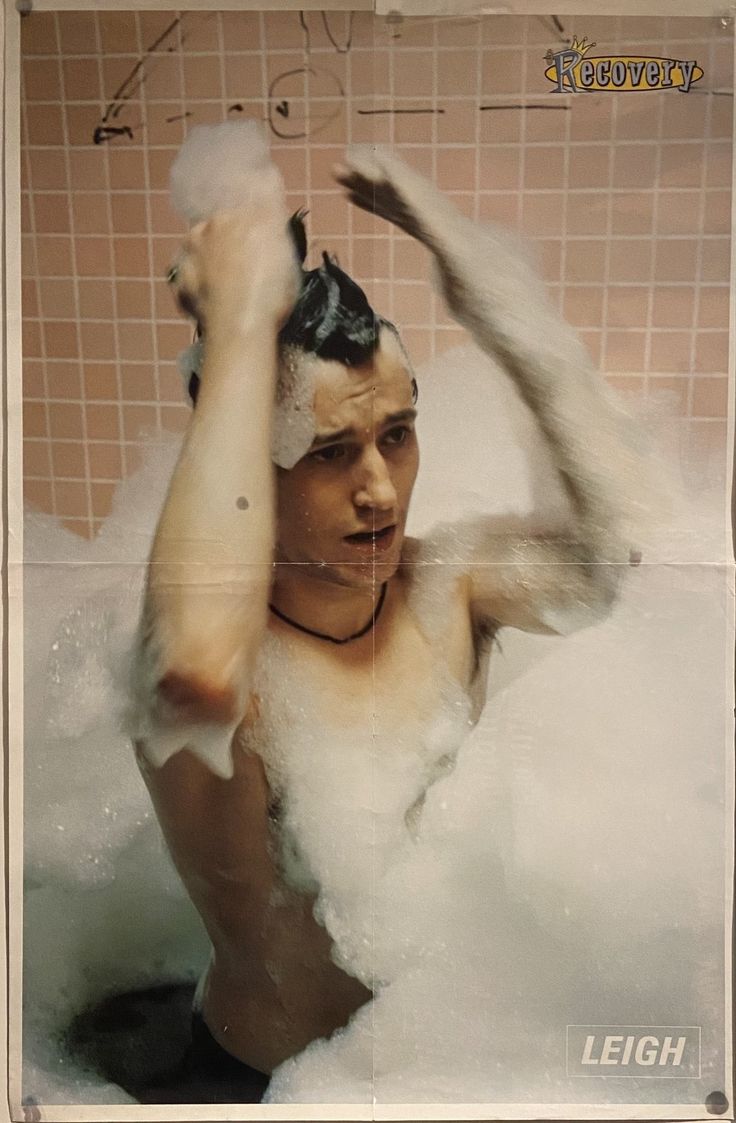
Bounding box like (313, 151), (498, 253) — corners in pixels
(336, 148), (646, 636)
(132, 176), (298, 775)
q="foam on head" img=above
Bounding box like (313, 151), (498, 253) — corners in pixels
(271, 346), (319, 470)
(271, 325), (416, 471)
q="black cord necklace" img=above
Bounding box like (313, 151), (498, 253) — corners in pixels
(269, 582), (388, 645)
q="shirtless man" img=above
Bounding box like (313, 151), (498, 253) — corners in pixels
(132, 146), (634, 1100)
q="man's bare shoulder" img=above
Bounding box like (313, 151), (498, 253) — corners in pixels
(398, 517), (526, 630)
(398, 531), (473, 600)
(400, 516), (511, 570)
(401, 515), (546, 578)
(396, 533), (483, 681)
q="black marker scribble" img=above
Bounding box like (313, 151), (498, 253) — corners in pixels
(479, 103), (570, 111)
(536, 14), (568, 45)
(105, 17), (181, 120)
(228, 103), (244, 113)
(93, 124), (135, 145)
(321, 12), (353, 54)
(384, 12), (403, 40)
(298, 11), (312, 53)
(276, 101), (290, 118)
(268, 69), (308, 138)
(93, 15), (183, 142)
(357, 108), (445, 115)
(297, 10), (353, 55)
(165, 111), (193, 124)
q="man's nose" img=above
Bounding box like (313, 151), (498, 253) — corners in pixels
(352, 447), (397, 511)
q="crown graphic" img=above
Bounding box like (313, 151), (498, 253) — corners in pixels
(569, 35), (596, 55)
(545, 36), (597, 63)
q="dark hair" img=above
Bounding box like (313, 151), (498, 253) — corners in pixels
(187, 210), (415, 406)
(278, 210), (384, 367)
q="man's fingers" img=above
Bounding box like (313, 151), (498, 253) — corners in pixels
(332, 161), (352, 184)
(346, 191), (384, 217)
(333, 152), (388, 188)
(335, 155), (422, 237)
(334, 170), (379, 206)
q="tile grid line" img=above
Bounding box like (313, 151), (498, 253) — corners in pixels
(344, 12), (355, 278)
(21, 180), (732, 196)
(19, 66), (53, 513)
(168, 4), (190, 438)
(25, 320), (734, 334)
(93, 10), (131, 522)
(558, 22), (571, 327)
(55, 10), (95, 532)
(428, 17), (438, 360)
(687, 35), (717, 419)
(598, 16), (620, 379)
(387, 19), (397, 329)
(641, 25), (665, 400)
(21, 33), (723, 63)
(300, 13), (313, 264)
(472, 14), (481, 232)
(20, 128), (735, 143)
(138, 9), (165, 447)
(516, 15), (528, 240)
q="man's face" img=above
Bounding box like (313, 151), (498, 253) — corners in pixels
(276, 330), (419, 588)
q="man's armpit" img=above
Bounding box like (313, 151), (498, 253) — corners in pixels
(466, 533), (618, 637)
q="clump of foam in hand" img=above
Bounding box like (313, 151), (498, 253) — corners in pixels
(168, 122), (317, 471)
(169, 121), (273, 224)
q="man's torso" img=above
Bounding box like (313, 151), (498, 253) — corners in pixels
(138, 551), (490, 1072)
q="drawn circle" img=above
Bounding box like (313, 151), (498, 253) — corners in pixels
(268, 66), (344, 140)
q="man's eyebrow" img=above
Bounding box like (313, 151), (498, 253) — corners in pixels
(310, 426), (355, 449)
(382, 408), (417, 427)
(310, 408), (417, 449)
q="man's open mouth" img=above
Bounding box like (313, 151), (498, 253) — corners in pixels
(344, 525), (397, 550)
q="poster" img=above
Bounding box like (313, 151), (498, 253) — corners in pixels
(6, 3), (734, 1118)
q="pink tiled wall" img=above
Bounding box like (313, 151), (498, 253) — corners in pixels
(20, 11), (733, 535)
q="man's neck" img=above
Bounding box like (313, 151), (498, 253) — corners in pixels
(270, 569), (387, 643)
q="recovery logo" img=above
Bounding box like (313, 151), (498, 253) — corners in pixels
(544, 37), (703, 94)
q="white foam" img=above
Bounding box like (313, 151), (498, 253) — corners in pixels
(271, 347), (319, 470)
(267, 556), (730, 1103)
(169, 121), (272, 225)
(22, 346), (730, 1105)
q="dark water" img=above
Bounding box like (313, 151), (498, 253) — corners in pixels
(67, 983), (269, 1104)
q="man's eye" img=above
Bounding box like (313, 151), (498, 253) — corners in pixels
(310, 444), (346, 463)
(382, 426), (411, 447)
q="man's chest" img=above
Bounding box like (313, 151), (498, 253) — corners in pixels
(260, 598), (474, 733)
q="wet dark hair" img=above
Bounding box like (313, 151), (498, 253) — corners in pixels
(186, 210), (417, 406)
(279, 210), (383, 366)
